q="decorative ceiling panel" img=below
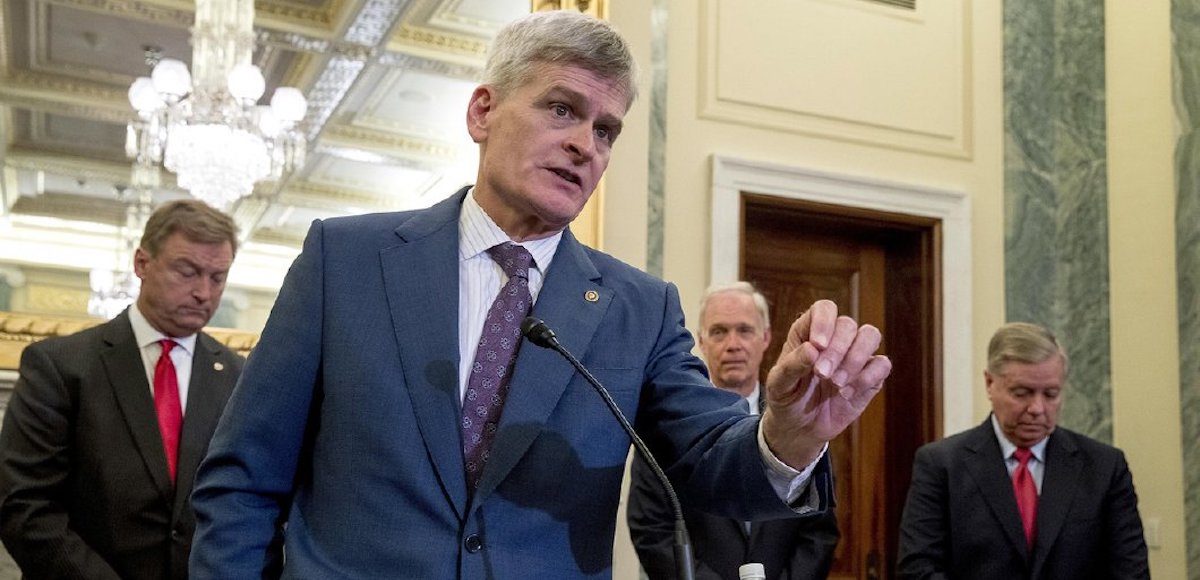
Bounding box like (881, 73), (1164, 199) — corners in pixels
(36, 1), (191, 84)
(355, 68), (475, 139)
(0, 0), (530, 296)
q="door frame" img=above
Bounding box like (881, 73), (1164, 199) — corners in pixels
(710, 154), (974, 436)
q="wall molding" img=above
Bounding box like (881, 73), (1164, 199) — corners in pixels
(710, 154), (974, 435)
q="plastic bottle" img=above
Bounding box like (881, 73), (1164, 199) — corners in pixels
(738, 562), (766, 580)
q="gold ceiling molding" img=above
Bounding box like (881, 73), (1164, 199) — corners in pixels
(248, 226), (306, 248)
(42, 0), (192, 29)
(322, 124), (457, 161)
(280, 180), (402, 212)
(388, 25), (488, 60)
(12, 193), (126, 225)
(0, 71), (128, 121)
(44, 0), (339, 38)
(0, 311), (259, 368)
(5, 149), (135, 185)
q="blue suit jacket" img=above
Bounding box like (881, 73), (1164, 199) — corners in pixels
(191, 189), (831, 578)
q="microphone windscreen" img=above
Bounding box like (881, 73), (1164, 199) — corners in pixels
(521, 316), (556, 348)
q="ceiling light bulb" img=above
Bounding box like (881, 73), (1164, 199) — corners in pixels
(150, 58), (192, 97)
(228, 63), (266, 102)
(270, 87), (308, 123)
(255, 105), (281, 136)
(128, 76), (164, 113)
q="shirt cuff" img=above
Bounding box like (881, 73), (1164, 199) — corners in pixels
(757, 420), (828, 511)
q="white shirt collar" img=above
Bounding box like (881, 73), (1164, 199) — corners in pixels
(745, 384), (762, 416)
(990, 413), (1048, 463)
(458, 188), (562, 274)
(128, 304), (197, 355)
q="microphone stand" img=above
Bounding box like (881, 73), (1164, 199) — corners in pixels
(521, 317), (695, 580)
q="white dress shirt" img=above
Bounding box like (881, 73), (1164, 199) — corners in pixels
(128, 304), (196, 414)
(991, 414), (1048, 493)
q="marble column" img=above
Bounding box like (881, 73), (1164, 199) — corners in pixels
(1003, 0), (1112, 442)
(1173, 0), (1200, 576)
(646, 0), (668, 278)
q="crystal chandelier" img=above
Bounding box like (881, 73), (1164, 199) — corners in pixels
(125, 0), (308, 209)
(88, 187), (152, 319)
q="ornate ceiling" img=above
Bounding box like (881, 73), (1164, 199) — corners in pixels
(0, 0), (531, 290)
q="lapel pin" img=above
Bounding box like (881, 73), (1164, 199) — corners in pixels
(213, 362), (225, 371)
(584, 290), (599, 303)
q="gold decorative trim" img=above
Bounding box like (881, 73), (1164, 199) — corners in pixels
(0, 71), (129, 122)
(280, 180), (406, 211)
(321, 124), (457, 160)
(4, 148), (137, 185)
(42, 0), (193, 29)
(389, 25), (489, 59)
(0, 311), (260, 369)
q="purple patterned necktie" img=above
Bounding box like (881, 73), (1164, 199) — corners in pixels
(462, 242), (534, 492)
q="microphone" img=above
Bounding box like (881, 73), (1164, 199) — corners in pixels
(521, 317), (695, 580)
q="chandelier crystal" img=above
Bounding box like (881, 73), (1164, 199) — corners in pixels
(125, 0), (307, 209)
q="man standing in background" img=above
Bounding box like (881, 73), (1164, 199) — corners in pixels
(628, 282), (840, 579)
(897, 322), (1148, 579)
(0, 199), (244, 579)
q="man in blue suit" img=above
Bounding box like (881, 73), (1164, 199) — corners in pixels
(191, 10), (892, 578)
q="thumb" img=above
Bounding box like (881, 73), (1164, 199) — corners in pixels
(766, 340), (820, 401)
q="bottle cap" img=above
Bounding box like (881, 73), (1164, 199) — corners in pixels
(738, 562), (766, 579)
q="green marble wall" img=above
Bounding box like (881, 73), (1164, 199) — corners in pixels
(1173, 1), (1200, 576)
(646, 0), (668, 278)
(1003, 0), (1112, 442)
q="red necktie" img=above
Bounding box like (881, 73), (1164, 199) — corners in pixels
(1012, 447), (1037, 550)
(154, 339), (183, 483)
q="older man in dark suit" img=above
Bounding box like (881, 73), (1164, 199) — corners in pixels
(897, 322), (1149, 580)
(628, 282), (839, 579)
(0, 199), (243, 579)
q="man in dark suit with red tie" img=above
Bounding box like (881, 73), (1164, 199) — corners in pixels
(0, 199), (244, 579)
(897, 322), (1149, 579)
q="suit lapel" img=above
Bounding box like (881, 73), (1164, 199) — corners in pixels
(961, 420), (1031, 563)
(382, 189), (469, 520)
(101, 312), (174, 503)
(1030, 430), (1081, 577)
(471, 230), (612, 505)
(172, 333), (234, 520)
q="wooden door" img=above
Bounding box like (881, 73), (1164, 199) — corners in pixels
(742, 194), (941, 580)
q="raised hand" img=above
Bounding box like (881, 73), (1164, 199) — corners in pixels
(761, 299), (893, 469)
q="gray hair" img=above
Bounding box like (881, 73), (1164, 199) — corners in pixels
(698, 281), (771, 334)
(140, 199), (238, 257)
(987, 322), (1070, 377)
(484, 10), (639, 109)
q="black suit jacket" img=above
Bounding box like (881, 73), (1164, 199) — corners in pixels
(627, 395), (839, 580)
(0, 310), (242, 579)
(896, 418), (1149, 580)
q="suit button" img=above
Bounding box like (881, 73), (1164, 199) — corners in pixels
(170, 529), (182, 541)
(464, 534), (483, 553)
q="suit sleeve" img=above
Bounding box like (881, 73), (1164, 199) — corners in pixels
(785, 508), (840, 579)
(625, 454), (680, 580)
(0, 344), (122, 580)
(1103, 451), (1149, 579)
(895, 446), (949, 580)
(190, 219), (327, 578)
(633, 283), (828, 522)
